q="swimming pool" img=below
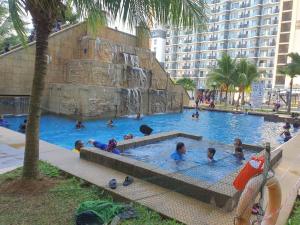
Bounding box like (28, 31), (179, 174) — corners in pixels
(123, 137), (256, 184)
(5, 109), (293, 150)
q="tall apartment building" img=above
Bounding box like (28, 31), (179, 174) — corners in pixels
(274, 0), (300, 89)
(151, 0), (280, 89)
(150, 25), (167, 67)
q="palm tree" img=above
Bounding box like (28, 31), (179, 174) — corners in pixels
(8, 0), (206, 179)
(235, 59), (259, 105)
(207, 53), (236, 104)
(176, 78), (196, 96)
(278, 52), (300, 113)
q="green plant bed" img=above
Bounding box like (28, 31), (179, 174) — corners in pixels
(287, 198), (300, 225)
(0, 162), (181, 225)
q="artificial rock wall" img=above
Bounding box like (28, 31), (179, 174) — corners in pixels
(0, 22), (189, 118)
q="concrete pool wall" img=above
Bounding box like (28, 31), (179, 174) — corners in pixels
(80, 131), (283, 211)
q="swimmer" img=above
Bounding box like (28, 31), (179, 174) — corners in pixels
(293, 119), (300, 129)
(88, 139), (120, 154)
(19, 119), (27, 133)
(207, 148), (216, 162)
(72, 140), (84, 153)
(234, 146), (245, 160)
(195, 111), (199, 119)
(75, 120), (85, 129)
(171, 142), (186, 161)
(283, 122), (291, 130)
(107, 120), (114, 127)
(136, 113), (141, 120)
(234, 138), (242, 148)
(281, 131), (292, 142)
(123, 133), (134, 140)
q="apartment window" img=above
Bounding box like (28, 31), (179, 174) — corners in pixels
(280, 23), (291, 32)
(279, 33), (290, 43)
(277, 55), (287, 64)
(278, 44), (289, 54)
(154, 39), (157, 45)
(283, 1), (293, 11)
(282, 12), (292, 22)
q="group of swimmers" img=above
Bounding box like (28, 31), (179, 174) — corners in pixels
(170, 137), (245, 163)
(72, 139), (121, 155)
(0, 115), (27, 133)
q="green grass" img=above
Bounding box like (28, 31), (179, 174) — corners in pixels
(0, 162), (181, 225)
(287, 199), (300, 225)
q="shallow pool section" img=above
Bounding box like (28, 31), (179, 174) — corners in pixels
(123, 137), (255, 184)
(4, 110), (294, 150)
(80, 132), (270, 211)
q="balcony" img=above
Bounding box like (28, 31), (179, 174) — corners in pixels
(238, 33), (248, 38)
(183, 56), (191, 60)
(211, 8), (220, 13)
(182, 65), (191, 69)
(237, 44), (247, 48)
(237, 53), (247, 58)
(240, 2), (251, 8)
(269, 41), (276, 46)
(184, 39), (192, 43)
(273, 19), (278, 24)
(212, 0), (220, 3)
(209, 36), (218, 41)
(210, 18), (219, 23)
(183, 47), (192, 52)
(240, 13), (250, 18)
(209, 27), (219, 32)
(208, 55), (217, 59)
(273, 8), (279, 13)
(208, 46), (218, 50)
(239, 24), (249, 28)
(271, 30), (277, 35)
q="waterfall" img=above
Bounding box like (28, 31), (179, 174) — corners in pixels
(127, 88), (142, 114)
(131, 67), (147, 88)
(123, 53), (140, 67)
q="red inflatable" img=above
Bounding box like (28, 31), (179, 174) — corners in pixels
(233, 156), (265, 191)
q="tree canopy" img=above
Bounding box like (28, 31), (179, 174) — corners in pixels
(176, 78), (196, 92)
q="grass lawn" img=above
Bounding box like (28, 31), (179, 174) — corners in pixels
(288, 199), (300, 225)
(0, 162), (181, 225)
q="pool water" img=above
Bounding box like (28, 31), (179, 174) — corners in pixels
(123, 137), (255, 184)
(5, 109), (294, 150)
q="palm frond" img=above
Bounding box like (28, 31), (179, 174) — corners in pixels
(7, 0), (26, 43)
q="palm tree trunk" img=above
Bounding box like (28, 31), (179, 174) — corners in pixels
(225, 90), (228, 105)
(22, 22), (52, 179)
(241, 91), (245, 105)
(287, 78), (293, 114)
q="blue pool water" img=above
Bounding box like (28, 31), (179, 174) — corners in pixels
(124, 137), (255, 184)
(5, 110), (294, 150)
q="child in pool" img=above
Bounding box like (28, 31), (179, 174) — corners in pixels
(207, 148), (216, 162)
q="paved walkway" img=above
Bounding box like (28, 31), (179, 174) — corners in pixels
(0, 127), (299, 225)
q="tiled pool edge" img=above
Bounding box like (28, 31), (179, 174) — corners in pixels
(80, 131), (283, 212)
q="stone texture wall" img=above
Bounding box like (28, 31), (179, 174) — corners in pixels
(0, 22), (189, 118)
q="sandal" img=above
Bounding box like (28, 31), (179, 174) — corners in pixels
(123, 176), (134, 186)
(109, 179), (117, 189)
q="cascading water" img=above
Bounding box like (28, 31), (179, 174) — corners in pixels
(131, 67), (147, 88)
(127, 88), (142, 114)
(123, 53), (140, 67)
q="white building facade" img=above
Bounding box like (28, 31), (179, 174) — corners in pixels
(151, 0), (280, 89)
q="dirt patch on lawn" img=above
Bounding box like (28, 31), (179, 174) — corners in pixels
(0, 177), (57, 195)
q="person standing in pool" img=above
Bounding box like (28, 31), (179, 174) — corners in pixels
(234, 146), (245, 160)
(72, 140), (84, 153)
(75, 120), (85, 129)
(207, 148), (216, 163)
(281, 131), (292, 142)
(107, 120), (114, 127)
(171, 142), (186, 161)
(233, 138), (245, 160)
(136, 113), (141, 120)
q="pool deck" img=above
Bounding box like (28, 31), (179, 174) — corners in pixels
(0, 126), (299, 225)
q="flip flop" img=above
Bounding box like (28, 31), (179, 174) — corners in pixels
(123, 176), (134, 186)
(109, 179), (117, 189)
